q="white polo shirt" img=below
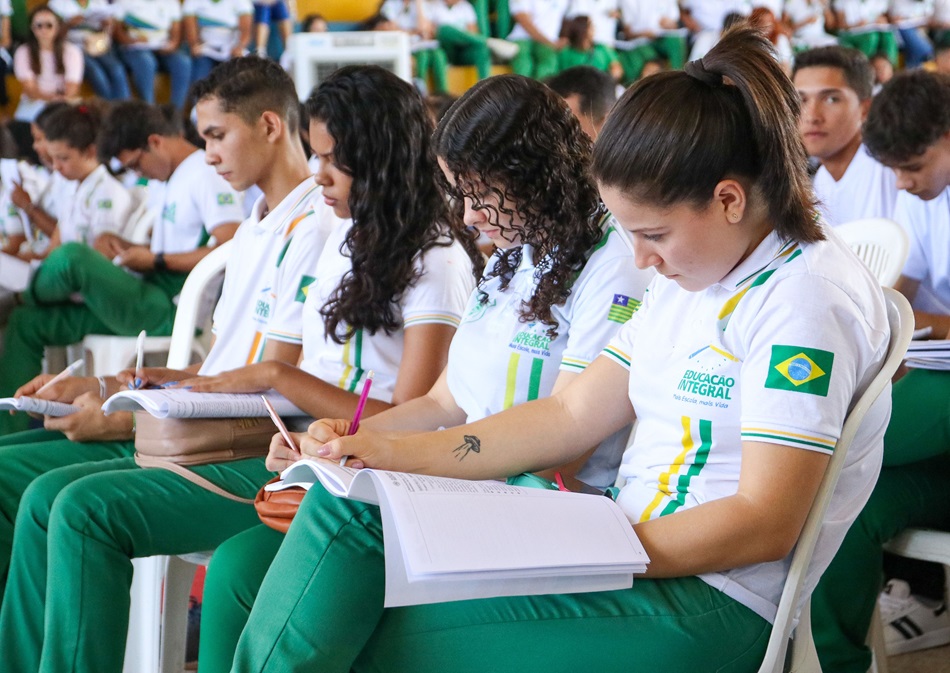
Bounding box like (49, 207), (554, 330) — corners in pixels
(428, 0), (478, 30)
(117, 0), (182, 48)
(149, 150), (244, 255)
(785, 0), (837, 44)
(200, 179), (334, 375)
(49, 0), (116, 44)
(835, 0), (888, 26)
(681, 0), (750, 30)
(182, 0), (253, 52)
(381, 0), (420, 30)
(300, 219), (476, 401)
(447, 220), (654, 490)
(935, 0), (950, 22)
(602, 227), (889, 622)
(567, 0), (620, 45)
(889, 0), (934, 24)
(896, 186), (950, 314)
(619, 0), (680, 33)
(58, 164), (132, 245)
(813, 145), (898, 227)
(509, 0), (571, 41)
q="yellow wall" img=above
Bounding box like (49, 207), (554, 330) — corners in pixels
(297, 0), (379, 22)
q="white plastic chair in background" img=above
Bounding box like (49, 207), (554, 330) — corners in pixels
(756, 287), (914, 673)
(835, 219), (910, 288)
(121, 242), (232, 673)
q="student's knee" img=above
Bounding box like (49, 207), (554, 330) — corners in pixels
(16, 467), (75, 535)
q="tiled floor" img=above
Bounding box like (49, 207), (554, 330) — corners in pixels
(889, 644), (950, 672)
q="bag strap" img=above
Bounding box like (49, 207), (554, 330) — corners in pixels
(135, 455), (256, 505)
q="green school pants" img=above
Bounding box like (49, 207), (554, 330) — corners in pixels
(0, 453), (273, 673)
(617, 44), (660, 82)
(812, 369), (950, 673)
(437, 25), (492, 79)
(838, 30), (899, 65)
(653, 35), (687, 70)
(0, 242), (183, 434)
(511, 40), (559, 80)
(221, 485), (770, 673)
(414, 47), (450, 94)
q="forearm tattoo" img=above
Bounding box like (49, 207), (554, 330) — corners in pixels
(453, 435), (481, 461)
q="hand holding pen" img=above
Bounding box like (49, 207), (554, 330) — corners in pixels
(130, 330), (147, 389)
(341, 371), (374, 467)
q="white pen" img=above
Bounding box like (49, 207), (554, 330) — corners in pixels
(131, 330), (147, 389)
(35, 359), (84, 396)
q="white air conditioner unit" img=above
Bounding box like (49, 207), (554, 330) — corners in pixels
(289, 31), (413, 100)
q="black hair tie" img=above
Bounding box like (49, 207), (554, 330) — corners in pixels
(684, 58), (724, 86)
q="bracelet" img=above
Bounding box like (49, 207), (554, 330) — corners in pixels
(97, 376), (107, 399)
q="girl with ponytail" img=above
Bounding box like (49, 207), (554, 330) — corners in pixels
(226, 26), (892, 672)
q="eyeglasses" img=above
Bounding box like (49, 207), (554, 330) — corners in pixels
(32, 22), (55, 29)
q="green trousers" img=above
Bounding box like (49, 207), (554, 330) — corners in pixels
(437, 25), (492, 79)
(414, 47), (450, 94)
(0, 242), (183, 435)
(617, 44), (660, 82)
(0, 451), (273, 673)
(812, 369), (950, 672)
(838, 30), (899, 65)
(511, 39), (559, 80)
(653, 35), (686, 70)
(214, 485), (770, 673)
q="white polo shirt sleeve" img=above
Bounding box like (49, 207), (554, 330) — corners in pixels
(896, 190), (929, 283)
(265, 214), (324, 345)
(403, 240), (476, 329)
(234, 0), (253, 16)
(737, 274), (868, 454)
(601, 284), (652, 371)
(89, 174), (133, 239)
(196, 179), (245, 238)
(181, 0), (198, 16)
(560, 225), (654, 374)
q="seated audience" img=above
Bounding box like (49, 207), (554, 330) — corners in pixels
(812, 69), (950, 672)
(49, 0), (131, 100)
(834, 0), (899, 82)
(793, 46), (898, 225)
(508, 0), (569, 79)
(225, 27), (889, 673)
(558, 15), (623, 79)
(784, 0), (839, 48)
(680, 0), (750, 59)
(252, 0), (294, 58)
(889, 0), (934, 68)
(618, 0), (687, 76)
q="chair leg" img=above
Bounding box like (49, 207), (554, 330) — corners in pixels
(124, 556), (168, 673)
(160, 555), (201, 673)
(787, 600), (822, 673)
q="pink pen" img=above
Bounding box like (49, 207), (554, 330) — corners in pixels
(261, 395), (299, 453)
(341, 370), (374, 466)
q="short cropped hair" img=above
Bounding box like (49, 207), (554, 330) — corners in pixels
(792, 46), (874, 101)
(190, 56), (300, 134)
(864, 70), (950, 165)
(546, 66), (617, 128)
(97, 101), (182, 159)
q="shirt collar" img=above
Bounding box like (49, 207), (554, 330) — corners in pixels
(252, 177), (319, 232)
(716, 229), (796, 292)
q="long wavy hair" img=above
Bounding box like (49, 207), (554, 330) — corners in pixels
(433, 74), (605, 337)
(26, 6), (66, 77)
(306, 65), (482, 343)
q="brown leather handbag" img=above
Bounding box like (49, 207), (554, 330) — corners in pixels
(253, 476), (305, 533)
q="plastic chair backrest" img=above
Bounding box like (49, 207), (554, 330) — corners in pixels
(756, 287), (914, 673)
(164, 241), (232, 370)
(835, 219), (909, 288)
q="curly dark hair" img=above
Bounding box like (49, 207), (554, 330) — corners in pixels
(433, 74), (605, 337)
(306, 65), (482, 343)
(865, 70), (950, 166)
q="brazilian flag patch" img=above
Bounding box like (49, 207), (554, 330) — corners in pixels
(765, 345), (835, 397)
(217, 193), (235, 205)
(295, 275), (316, 303)
(607, 294), (640, 323)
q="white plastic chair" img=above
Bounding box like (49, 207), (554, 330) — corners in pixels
(835, 219), (910, 288)
(121, 242), (232, 673)
(756, 287), (914, 673)
(864, 529), (950, 673)
(81, 242), (229, 377)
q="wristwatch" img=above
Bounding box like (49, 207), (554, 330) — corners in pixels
(153, 252), (167, 271)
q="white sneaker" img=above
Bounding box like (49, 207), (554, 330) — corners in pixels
(879, 579), (950, 656)
(486, 37), (519, 61)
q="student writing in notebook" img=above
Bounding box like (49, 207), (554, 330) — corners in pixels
(227, 28), (891, 672)
(0, 62), (481, 673)
(0, 57), (328, 672)
(196, 72), (653, 673)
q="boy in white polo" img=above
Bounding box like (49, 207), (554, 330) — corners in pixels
(793, 46), (898, 226)
(813, 69), (950, 672)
